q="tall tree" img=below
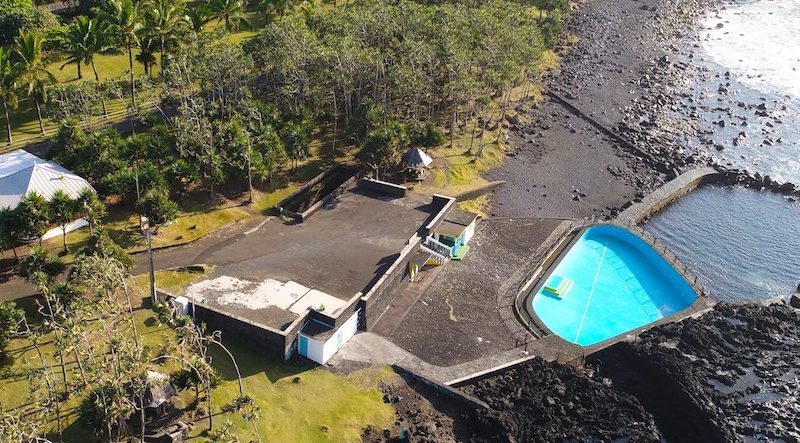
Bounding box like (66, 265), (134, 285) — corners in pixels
(252, 122), (286, 183)
(96, 0), (143, 109)
(48, 190), (78, 254)
(142, 0), (189, 70)
(205, 0), (250, 33)
(59, 16), (93, 80)
(219, 119), (255, 201)
(13, 31), (56, 136)
(77, 187), (106, 231)
(356, 118), (407, 179)
(0, 207), (23, 260)
(0, 47), (19, 145)
(138, 187), (177, 233)
(16, 192), (50, 245)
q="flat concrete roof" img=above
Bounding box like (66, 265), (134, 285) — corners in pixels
(182, 188), (437, 330)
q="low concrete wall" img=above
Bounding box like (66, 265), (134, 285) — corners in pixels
(298, 172), (359, 221)
(392, 365), (491, 411)
(191, 304), (292, 359)
(359, 234), (422, 330)
(453, 181), (506, 202)
(616, 167), (719, 225)
(358, 178), (408, 197)
(276, 164), (360, 222)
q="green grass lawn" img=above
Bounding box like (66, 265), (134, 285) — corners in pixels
(130, 266), (213, 296)
(30, 201), (249, 264)
(193, 340), (395, 442)
(0, 299), (395, 442)
(0, 309), (177, 442)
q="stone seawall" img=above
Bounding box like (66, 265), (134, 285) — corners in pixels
(616, 167), (718, 225)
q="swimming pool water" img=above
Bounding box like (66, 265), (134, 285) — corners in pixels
(531, 225), (696, 346)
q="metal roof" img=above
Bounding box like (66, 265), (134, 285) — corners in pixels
(0, 158), (94, 209)
(0, 150), (46, 179)
(401, 147), (433, 169)
(431, 208), (479, 238)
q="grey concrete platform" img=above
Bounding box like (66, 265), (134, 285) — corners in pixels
(180, 189), (437, 329)
(389, 218), (565, 367)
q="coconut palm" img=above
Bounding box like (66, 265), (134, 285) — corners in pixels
(186, 4), (214, 33)
(59, 17), (92, 80)
(96, 0), (143, 109)
(13, 31), (56, 137)
(60, 17), (116, 81)
(205, 0), (251, 33)
(142, 0), (190, 70)
(0, 47), (20, 145)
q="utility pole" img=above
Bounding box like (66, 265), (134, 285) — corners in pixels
(142, 216), (156, 304)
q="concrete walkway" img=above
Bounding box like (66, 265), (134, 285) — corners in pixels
(329, 332), (580, 386)
(616, 167), (718, 225)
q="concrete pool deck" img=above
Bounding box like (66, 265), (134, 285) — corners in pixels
(387, 218), (568, 367)
(330, 173), (719, 385)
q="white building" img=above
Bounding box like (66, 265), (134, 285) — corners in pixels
(0, 150), (95, 240)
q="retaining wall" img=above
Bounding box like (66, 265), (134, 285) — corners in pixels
(190, 303), (302, 360)
(453, 181), (506, 202)
(392, 365), (491, 411)
(276, 164), (360, 222)
(358, 178), (408, 197)
(359, 234), (422, 330)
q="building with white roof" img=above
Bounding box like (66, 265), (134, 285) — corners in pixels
(0, 150), (95, 240)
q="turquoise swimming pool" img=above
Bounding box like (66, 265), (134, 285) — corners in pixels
(530, 224), (697, 346)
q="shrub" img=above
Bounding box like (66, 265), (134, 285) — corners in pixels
(0, 0), (60, 45)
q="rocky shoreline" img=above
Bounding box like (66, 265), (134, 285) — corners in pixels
(593, 301), (800, 442)
(367, 300), (800, 442)
(489, 0), (799, 221)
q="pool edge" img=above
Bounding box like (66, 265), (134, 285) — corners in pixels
(515, 222), (716, 358)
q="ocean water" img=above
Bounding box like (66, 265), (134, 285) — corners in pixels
(646, 0), (800, 302)
(646, 187), (800, 301)
(692, 0), (800, 182)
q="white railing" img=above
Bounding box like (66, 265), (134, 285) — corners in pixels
(423, 235), (451, 258)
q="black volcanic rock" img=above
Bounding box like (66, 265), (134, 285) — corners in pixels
(462, 358), (661, 442)
(594, 303), (800, 442)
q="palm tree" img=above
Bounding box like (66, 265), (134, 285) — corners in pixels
(0, 47), (20, 145)
(186, 4), (214, 33)
(205, 0), (251, 33)
(60, 17), (116, 82)
(13, 31), (56, 137)
(59, 17), (92, 80)
(142, 0), (190, 71)
(96, 0), (143, 110)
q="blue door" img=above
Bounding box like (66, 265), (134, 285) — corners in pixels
(299, 335), (309, 356)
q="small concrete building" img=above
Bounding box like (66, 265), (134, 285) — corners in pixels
(0, 150), (94, 240)
(425, 209), (479, 260)
(298, 311), (360, 364)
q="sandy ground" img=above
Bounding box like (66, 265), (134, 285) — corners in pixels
(486, 0), (716, 220)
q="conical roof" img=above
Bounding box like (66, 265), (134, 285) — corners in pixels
(401, 148), (433, 169)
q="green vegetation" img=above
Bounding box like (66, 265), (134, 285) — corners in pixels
(130, 267), (212, 294)
(0, 0), (571, 440)
(194, 341), (395, 442)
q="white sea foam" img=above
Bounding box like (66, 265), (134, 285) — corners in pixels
(702, 0), (800, 98)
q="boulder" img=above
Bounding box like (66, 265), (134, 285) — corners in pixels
(790, 293), (800, 309)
